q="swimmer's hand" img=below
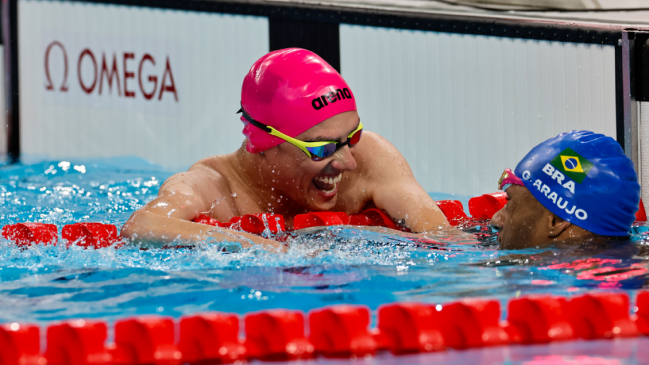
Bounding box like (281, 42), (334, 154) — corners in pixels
(213, 228), (286, 253)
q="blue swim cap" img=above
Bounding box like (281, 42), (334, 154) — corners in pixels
(514, 130), (640, 236)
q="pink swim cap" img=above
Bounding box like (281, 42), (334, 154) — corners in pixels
(240, 48), (357, 153)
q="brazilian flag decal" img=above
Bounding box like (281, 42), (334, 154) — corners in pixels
(549, 148), (594, 184)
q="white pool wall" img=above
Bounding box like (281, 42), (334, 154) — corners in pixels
(340, 25), (617, 196)
(18, 0), (269, 168)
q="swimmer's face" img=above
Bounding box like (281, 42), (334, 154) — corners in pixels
(490, 185), (555, 249)
(263, 111), (359, 211)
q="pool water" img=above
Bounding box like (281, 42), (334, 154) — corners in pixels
(1, 156), (649, 327)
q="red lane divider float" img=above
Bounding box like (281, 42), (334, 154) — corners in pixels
(348, 208), (411, 232)
(637, 292), (649, 337)
(506, 296), (574, 343)
(567, 293), (638, 339)
(435, 200), (468, 226)
(468, 192), (508, 220)
(179, 313), (246, 364)
(0, 323), (41, 365)
(437, 299), (511, 349)
(193, 213), (286, 235)
(62, 223), (120, 249)
(5, 292), (649, 364)
(292, 209), (412, 232)
(244, 310), (314, 361)
(377, 302), (444, 354)
(3, 195), (646, 248)
(309, 305), (377, 358)
(1, 222), (119, 249)
(45, 320), (111, 365)
(293, 212), (349, 230)
(637, 199), (648, 222)
(1, 223), (58, 247)
(111, 317), (181, 365)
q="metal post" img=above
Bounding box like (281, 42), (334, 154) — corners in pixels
(2, 0), (18, 163)
(619, 31), (638, 169)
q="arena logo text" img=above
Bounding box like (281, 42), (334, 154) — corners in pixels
(312, 88), (352, 110)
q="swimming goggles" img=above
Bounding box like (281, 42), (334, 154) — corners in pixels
(238, 106), (363, 161)
(498, 168), (525, 191)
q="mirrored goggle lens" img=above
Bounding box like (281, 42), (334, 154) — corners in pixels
(349, 128), (362, 146)
(498, 171), (508, 190)
(307, 143), (337, 160)
(498, 168), (524, 190)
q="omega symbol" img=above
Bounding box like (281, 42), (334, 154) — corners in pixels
(44, 41), (69, 92)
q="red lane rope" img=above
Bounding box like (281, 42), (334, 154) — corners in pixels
(2, 194), (645, 248)
(1, 292), (648, 364)
(1, 196), (648, 363)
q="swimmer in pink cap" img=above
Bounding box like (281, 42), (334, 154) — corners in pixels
(122, 48), (449, 248)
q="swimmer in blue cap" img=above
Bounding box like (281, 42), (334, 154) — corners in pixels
(491, 130), (640, 250)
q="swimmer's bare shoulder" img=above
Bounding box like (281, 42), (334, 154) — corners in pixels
(339, 131), (413, 199)
(352, 131), (402, 175)
(341, 131), (450, 232)
(146, 158), (223, 216)
(164, 154), (235, 205)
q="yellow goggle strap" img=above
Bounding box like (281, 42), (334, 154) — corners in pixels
(267, 121), (363, 159)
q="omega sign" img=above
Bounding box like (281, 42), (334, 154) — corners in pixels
(43, 39), (179, 110)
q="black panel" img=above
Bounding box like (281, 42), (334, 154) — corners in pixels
(615, 43), (625, 149)
(269, 19), (340, 72)
(63, 0), (622, 46)
(3, 0), (18, 161)
(638, 34), (649, 102)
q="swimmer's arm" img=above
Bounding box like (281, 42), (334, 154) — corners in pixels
(375, 182), (450, 232)
(121, 210), (282, 250)
(362, 133), (449, 232)
(121, 169), (281, 249)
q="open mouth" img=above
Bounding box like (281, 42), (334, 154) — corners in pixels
(312, 173), (342, 194)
